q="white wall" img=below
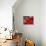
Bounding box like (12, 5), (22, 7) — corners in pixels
(13, 0), (46, 46)
(0, 0), (16, 29)
(13, 0), (41, 46)
(41, 0), (46, 46)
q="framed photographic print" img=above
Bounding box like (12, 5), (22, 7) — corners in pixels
(23, 16), (34, 25)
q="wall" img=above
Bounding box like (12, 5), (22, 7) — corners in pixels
(41, 0), (46, 46)
(13, 0), (41, 46)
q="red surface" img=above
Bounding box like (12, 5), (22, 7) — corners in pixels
(23, 16), (34, 24)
